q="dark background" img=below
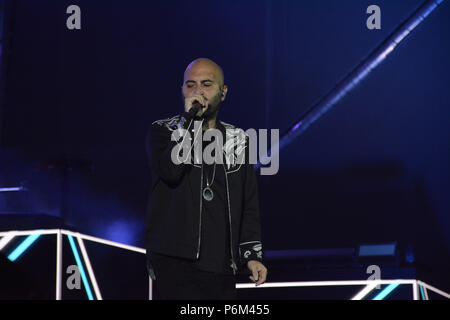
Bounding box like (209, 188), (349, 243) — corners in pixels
(0, 0), (449, 294)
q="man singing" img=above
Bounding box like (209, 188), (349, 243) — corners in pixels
(146, 58), (267, 300)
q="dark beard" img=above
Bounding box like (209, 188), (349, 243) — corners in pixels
(201, 93), (221, 120)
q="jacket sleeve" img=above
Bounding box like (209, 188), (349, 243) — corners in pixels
(147, 113), (198, 184)
(238, 137), (263, 267)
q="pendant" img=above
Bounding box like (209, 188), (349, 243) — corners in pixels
(203, 186), (214, 201)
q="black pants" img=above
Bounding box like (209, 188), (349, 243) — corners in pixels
(148, 253), (237, 300)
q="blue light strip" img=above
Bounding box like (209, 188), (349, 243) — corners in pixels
(372, 283), (400, 300)
(8, 233), (41, 261)
(67, 235), (94, 300)
(419, 285), (426, 300)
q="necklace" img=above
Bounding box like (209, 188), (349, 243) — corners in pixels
(202, 162), (216, 201)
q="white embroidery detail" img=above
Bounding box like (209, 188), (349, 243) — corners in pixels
(252, 244), (262, 252)
(152, 115), (181, 132)
(221, 123), (247, 171)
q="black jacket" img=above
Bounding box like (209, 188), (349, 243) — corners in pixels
(145, 113), (263, 274)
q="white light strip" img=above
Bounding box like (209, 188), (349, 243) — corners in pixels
(0, 229), (144, 253)
(61, 230), (145, 254)
(0, 229), (59, 237)
(77, 236), (103, 300)
(236, 279), (416, 289)
(351, 282), (379, 300)
(149, 277), (153, 300)
(413, 281), (419, 300)
(0, 233), (15, 251)
(418, 281), (450, 299)
(56, 230), (63, 300)
(2, 229), (449, 301)
(422, 286), (429, 300)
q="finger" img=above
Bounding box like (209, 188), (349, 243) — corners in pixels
(256, 269), (267, 286)
(194, 97), (208, 116)
(249, 275), (255, 282)
(252, 268), (259, 282)
(185, 98), (194, 112)
(185, 95), (204, 111)
(192, 94), (206, 106)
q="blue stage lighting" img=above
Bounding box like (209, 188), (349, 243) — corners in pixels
(8, 233), (41, 262)
(372, 283), (400, 300)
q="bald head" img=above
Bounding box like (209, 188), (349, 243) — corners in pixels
(183, 58), (225, 88)
(181, 57), (228, 122)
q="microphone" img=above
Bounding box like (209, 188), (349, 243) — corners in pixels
(187, 101), (205, 118)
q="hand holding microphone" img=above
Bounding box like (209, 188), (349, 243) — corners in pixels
(185, 94), (208, 118)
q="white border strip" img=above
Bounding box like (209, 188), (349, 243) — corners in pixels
(413, 280), (419, 300)
(351, 282), (379, 300)
(0, 229), (60, 237)
(56, 230), (62, 300)
(0, 229), (145, 253)
(61, 230), (145, 254)
(149, 276), (153, 300)
(0, 233), (15, 250)
(77, 237), (103, 300)
(236, 279), (416, 289)
(418, 280), (450, 299)
(1, 229), (449, 300)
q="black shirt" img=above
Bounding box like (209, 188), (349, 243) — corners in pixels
(195, 128), (233, 274)
(148, 124), (233, 275)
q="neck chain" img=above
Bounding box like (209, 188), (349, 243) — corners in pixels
(202, 162), (217, 201)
